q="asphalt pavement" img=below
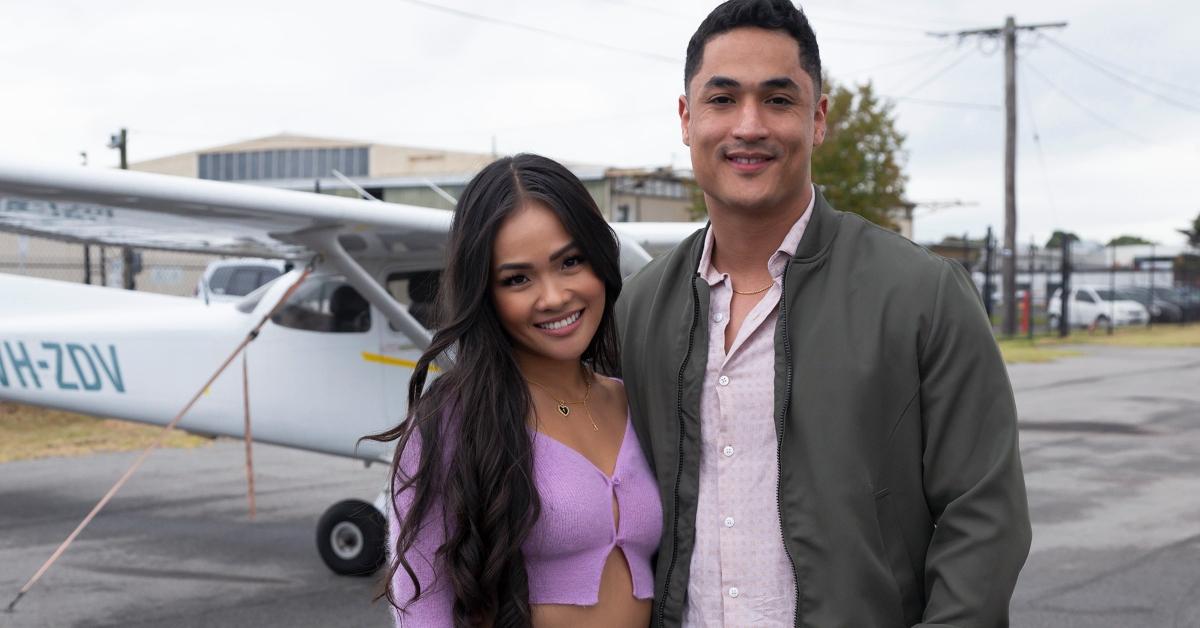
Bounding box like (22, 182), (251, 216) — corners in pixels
(1, 344), (1197, 627)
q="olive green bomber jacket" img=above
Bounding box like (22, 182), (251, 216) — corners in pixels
(615, 189), (1032, 628)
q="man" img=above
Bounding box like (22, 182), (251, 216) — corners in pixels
(616, 1), (1031, 626)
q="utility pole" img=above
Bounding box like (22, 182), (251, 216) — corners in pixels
(108, 128), (136, 290)
(930, 18), (1067, 338)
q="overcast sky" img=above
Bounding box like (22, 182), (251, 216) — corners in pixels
(2, 0), (1197, 246)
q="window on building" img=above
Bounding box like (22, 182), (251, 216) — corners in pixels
(198, 146), (371, 181)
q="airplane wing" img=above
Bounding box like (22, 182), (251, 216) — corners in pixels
(610, 220), (706, 251)
(0, 158), (454, 264)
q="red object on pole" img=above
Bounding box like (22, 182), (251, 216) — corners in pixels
(1020, 290), (1031, 334)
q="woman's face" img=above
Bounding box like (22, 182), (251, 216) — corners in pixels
(491, 201), (606, 367)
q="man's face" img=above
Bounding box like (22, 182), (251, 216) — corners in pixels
(680, 27), (827, 218)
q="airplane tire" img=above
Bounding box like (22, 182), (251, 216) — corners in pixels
(316, 499), (387, 576)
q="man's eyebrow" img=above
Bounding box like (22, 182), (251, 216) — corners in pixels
(495, 241), (579, 272)
(762, 77), (801, 91)
(701, 76), (801, 91)
(703, 76), (740, 90)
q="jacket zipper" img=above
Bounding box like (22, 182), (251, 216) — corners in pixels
(656, 272), (702, 628)
(776, 265), (801, 627)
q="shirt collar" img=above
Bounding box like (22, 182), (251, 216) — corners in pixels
(697, 184), (817, 286)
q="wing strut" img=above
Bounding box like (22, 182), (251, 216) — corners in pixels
(292, 226), (433, 351)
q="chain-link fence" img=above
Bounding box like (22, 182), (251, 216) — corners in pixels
(1, 232), (216, 297)
(938, 233), (1200, 337)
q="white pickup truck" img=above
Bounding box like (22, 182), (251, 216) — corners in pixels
(195, 258), (287, 304)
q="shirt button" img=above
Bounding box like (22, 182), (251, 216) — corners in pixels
(714, 312), (725, 322)
(723, 445), (735, 457)
(728, 587), (740, 598)
(718, 375), (730, 386)
(724, 517), (735, 528)
(612, 477), (621, 486)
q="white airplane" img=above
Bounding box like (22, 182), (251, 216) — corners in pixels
(0, 158), (702, 576)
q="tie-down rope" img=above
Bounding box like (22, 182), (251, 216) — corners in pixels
(5, 263), (314, 613)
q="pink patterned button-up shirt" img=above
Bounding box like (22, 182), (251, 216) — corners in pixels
(683, 188), (814, 627)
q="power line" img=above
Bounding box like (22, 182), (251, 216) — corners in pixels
(811, 14), (937, 34)
(1023, 61), (1149, 143)
(1040, 36), (1200, 113)
(395, 0), (680, 64)
(1042, 34), (1200, 100)
(900, 48), (976, 97)
(882, 45), (957, 92)
(839, 46), (955, 76)
(1018, 70), (1061, 229)
(820, 36), (945, 47)
(592, 1), (957, 48)
(811, 2), (978, 29)
(890, 96), (1000, 111)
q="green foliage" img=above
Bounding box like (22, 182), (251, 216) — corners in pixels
(1180, 212), (1200, 248)
(687, 181), (709, 221)
(1045, 230), (1081, 249)
(811, 75), (907, 230)
(1106, 234), (1153, 246)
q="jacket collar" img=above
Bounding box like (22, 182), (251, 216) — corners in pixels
(791, 186), (840, 264)
(685, 186), (842, 271)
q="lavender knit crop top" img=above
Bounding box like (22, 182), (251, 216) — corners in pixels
(388, 408), (662, 625)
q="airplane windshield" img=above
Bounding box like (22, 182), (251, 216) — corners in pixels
(271, 277), (371, 333)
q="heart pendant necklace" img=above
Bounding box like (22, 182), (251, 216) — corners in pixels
(527, 369), (598, 431)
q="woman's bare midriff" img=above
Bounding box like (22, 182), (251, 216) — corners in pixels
(530, 548), (651, 628)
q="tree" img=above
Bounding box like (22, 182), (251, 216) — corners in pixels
(1107, 234), (1152, 246)
(1045, 230), (1081, 249)
(1180, 212), (1200, 248)
(812, 75), (908, 230)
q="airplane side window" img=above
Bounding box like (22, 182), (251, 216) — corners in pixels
(272, 279), (371, 333)
(385, 270), (441, 331)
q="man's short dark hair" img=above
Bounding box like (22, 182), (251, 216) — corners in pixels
(684, 0), (821, 97)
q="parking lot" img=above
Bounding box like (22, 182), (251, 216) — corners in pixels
(1, 344), (1197, 627)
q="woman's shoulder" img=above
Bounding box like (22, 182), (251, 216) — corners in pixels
(594, 374), (629, 428)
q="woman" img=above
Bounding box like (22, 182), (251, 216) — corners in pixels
(368, 154), (661, 627)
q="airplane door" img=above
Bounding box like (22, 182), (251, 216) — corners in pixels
(243, 276), (388, 459)
(379, 270), (439, 434)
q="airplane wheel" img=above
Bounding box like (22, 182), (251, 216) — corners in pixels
(316, 499), (386, 576)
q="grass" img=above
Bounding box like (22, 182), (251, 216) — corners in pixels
(996, 323), (1200, 364)
(996, 340), (1081, 364)
(0, 402), (211, 463)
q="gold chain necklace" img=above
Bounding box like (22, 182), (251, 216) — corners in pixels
(731, 280), (773, 295)
(527, 371), (598, 431)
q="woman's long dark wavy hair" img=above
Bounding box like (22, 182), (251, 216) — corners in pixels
(365, 154), (622, 627)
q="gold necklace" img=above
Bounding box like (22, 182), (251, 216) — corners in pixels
(731, 280), (773, 295)
(527, 371), (599, 431)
